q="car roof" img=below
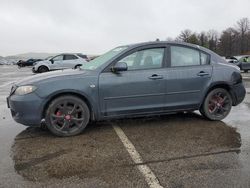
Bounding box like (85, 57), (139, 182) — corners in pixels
(126, 41), (199, 48)
(123, 41), (212, 53)
(59, 53), (79, 55)
(54, 53), (86, 57)
(117, 41), (223, 62)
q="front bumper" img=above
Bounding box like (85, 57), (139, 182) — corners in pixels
(230, 82), (246, 106)
(32, 66), (37, 73)
(7, 92), (44, 126)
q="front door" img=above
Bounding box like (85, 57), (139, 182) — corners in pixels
(98, 47), (167, 117)
(51, 55), (64, 70)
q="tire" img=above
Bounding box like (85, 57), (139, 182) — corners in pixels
(40, 120), (48, 130)
(45, 95), (90, 137)
(18, 64), (23, 68)
(200, 88), (232, 121)
(244, 70), (248, 73)
(38, 66), (49, 73)
(74, 64), (81, 69)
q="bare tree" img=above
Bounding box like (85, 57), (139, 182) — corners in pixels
(172, 17), (250, 56)
(177, 29), (192, 42)
(237, 17), (250, 53)
(207, 30), (219, 52)
(198, 32), (209, 48)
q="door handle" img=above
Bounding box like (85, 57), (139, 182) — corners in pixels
(197, 71), (209, 77)
(148, 74), (163, 80)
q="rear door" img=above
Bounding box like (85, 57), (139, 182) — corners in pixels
(165, 45), (212, 110)
(50, 55), (64, 70)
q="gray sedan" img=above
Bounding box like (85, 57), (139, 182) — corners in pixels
(7, 41), (246, 136)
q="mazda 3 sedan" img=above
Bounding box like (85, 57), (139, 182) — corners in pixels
(7, 42), (246, 136)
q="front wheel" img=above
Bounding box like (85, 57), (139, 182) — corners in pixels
(74, 64), (81, 69)
(200, 88), (232, 121)
(45, 95), (90, 136)
(38, 66), (49, 73)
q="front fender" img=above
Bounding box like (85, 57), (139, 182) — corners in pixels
(35, 76), (99, 120)
(39, 89), (99, 121)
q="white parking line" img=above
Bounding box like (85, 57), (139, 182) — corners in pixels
(243, 77), (250, 79)
(112, 125), (163, 188)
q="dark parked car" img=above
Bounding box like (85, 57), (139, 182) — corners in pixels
(238, 55), (250, 72)
(17, 58), (43, 67)
(7, 41), (246, 136)
(227, 55), (250, 72)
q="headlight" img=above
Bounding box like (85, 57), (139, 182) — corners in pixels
(14, 85), (37, 95)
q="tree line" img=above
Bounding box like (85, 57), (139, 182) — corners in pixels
(173, 17), (250, 58)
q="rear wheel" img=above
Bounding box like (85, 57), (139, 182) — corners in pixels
(244, 70), (249, 73)
(45, 95), (90, 136)
(200, 88), (232, 120)
(38, 66), (49, 73)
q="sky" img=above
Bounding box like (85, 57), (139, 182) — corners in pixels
(0, 0), (249, 56)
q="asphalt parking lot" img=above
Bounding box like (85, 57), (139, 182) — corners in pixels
(1, 65), (250, 188)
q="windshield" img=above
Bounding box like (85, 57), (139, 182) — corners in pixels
(45, 56), (53, 60)
(80, 46), (128, 70)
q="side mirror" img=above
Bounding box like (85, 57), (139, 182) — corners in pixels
(111, 62), (128, 73)
(50, 59), (54, 64)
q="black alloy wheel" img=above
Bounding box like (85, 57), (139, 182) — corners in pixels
(45, 95), (90, 136)
(38, 66), (49, 73)
(201, 88), (232, 121)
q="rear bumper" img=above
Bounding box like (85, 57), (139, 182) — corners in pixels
(230, 82), (246, 106)
(7, 93), (43, 126)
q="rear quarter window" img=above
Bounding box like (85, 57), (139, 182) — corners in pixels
(78, 54), (88, 59)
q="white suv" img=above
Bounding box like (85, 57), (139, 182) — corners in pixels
(32, 53), (88, 73)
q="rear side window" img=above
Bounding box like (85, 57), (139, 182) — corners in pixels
(78, 54), (88, 59)
(171, 46), (200, 66)
(170, 46), (209, 67)
(64, 55), (78, 60)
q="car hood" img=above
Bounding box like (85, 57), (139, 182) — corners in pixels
(15, 69), (93, 86)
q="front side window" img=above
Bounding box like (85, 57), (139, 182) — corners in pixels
(171, 46), (200, 67)
(64, 55), (78, 60)
(52, 55), (63, 61)
(117, 48), (165, 70)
